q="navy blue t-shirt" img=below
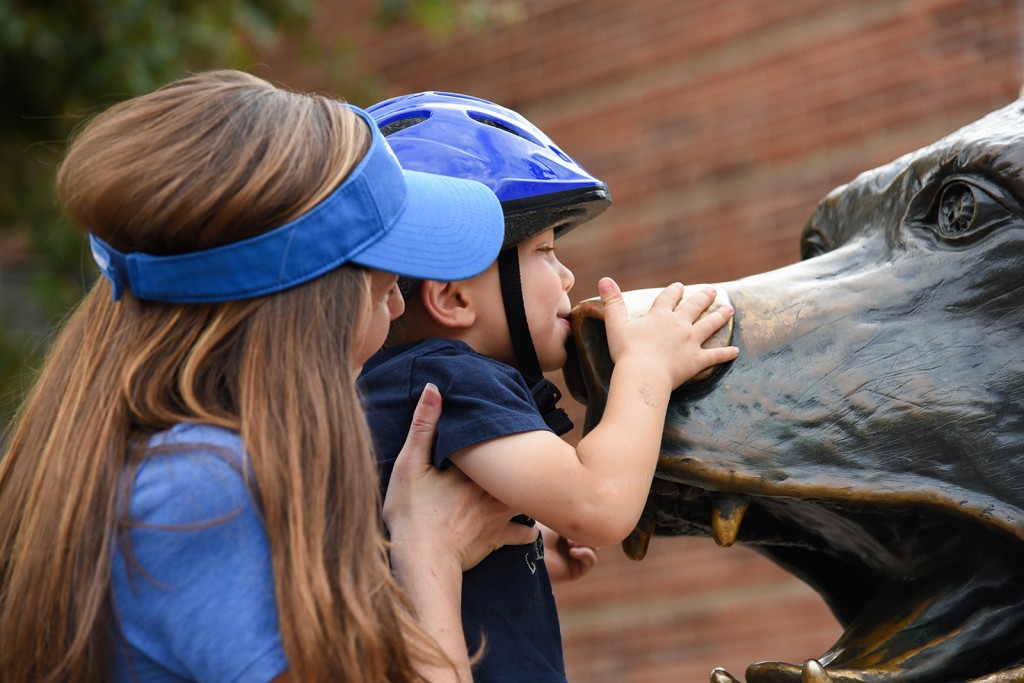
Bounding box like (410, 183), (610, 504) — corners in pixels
(358, 338), (568, 682)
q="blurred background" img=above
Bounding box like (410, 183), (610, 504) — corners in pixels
(2, 0), (1021, 680)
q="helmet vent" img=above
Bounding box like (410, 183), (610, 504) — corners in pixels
(468, 112), (544, 146)
(472, 116), (524, 138)
(380, 116), (428, 137)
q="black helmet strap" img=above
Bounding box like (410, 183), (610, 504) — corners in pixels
(497, 248), (574, 436)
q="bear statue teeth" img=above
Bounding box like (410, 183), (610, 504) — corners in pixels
(710, 495), (749, 547)
(709, 662), (834, 683)
(801, 660), (832, 683)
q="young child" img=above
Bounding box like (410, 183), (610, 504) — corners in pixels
(358, 92), (739, 682)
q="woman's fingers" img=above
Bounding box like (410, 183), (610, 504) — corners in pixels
(389, 383), (442, 484)
(401, 382), (442, 461)
(383, 385), (444, 533)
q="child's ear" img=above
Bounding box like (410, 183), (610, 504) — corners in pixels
(419, 280), (476, 329)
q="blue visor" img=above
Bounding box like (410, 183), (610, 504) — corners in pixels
(89, 105), (504, 303)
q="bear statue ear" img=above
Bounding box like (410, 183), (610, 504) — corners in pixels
(419, 280), (476, 329)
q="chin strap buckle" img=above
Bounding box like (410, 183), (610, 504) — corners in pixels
(530, 377), (574, 436)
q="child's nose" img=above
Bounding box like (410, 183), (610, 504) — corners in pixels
(561, 264), (575, 292)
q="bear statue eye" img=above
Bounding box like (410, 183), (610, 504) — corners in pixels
(937, 182), (978, 236)
(907, 176), (1020, 242)
(800, 231), (831, 260)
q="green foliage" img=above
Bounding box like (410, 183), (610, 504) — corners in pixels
(374, 0), (524, 40)
(0, 0), (321, 421)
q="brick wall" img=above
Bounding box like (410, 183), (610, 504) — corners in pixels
(267, 1), (1021, 679)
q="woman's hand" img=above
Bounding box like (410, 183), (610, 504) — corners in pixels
(383, 383), (537, 571)
(383, 384), (537, 682)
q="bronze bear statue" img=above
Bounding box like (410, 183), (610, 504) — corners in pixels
(565, 99), (1024, 682)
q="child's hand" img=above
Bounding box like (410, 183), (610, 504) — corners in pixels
(598, 277), (738, 389)
(538, 522), (598, 584)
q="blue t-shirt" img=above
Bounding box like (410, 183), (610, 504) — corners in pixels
(359, 338), (568, 683)
(111, 423), (289, 683)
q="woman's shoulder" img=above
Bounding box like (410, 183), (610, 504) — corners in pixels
(129, 423), (254, 525)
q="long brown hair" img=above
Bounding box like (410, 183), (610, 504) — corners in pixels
(0, 70), (447, 682)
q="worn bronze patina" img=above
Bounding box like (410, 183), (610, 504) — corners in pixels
(565, 100), (1024, 682)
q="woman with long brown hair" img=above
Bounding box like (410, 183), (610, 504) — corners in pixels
(0, 69), (534, 682)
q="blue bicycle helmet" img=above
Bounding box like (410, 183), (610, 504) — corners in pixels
(368, 92), (612, 435)
(367, 91), (611, 248)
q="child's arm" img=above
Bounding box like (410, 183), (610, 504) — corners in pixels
(449, 278), (738, 548)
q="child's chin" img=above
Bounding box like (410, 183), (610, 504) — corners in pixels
(541, 353), (567, 374)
